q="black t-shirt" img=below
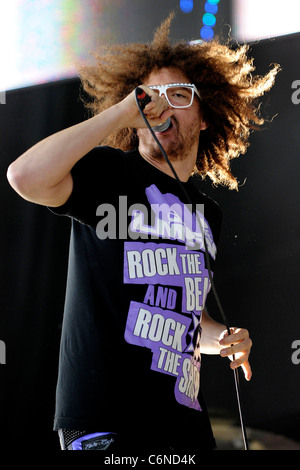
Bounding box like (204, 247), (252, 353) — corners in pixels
(50, 146), (222, 451)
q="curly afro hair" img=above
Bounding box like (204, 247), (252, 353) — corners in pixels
(79, 13), (280, 190)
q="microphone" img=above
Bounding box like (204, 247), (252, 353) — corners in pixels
(152, 119), (171, 133)
(136, 87), (171, 132)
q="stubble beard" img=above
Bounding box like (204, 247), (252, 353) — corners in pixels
(138, 119), (200, 163)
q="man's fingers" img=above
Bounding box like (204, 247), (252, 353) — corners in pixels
(233, 361), (252, 381)
(219, 327), (252, 381)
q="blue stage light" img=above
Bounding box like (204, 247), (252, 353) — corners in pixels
(203, 12), (216, 27)
(180, 0), (194, 13)
(205, 1), (218, 15)
(200, 26), (214, 41)
(200, 0), (221, 41)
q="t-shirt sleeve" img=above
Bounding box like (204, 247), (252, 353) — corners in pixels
(48, 146), (129, 226)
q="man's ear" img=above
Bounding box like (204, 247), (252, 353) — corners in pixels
(199, 119), (208, 131)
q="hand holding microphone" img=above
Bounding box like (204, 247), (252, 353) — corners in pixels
(135, 87), (172, 132)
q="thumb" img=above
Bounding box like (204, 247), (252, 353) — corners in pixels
(240, 361), (252, 381)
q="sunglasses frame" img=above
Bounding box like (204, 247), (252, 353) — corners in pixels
(148, 83), (201, 108)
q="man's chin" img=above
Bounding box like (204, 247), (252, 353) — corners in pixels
(138, 127), (196, 162)
(155, 140), (186, 162)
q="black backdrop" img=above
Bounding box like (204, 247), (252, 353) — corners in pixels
(0, 79), (84, 450)
(1, 32), (300, 451)
(201, 32), (300, 442)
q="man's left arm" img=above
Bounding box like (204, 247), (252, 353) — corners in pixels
(200, 309), (252, 381)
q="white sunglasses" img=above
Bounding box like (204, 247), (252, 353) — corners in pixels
(148, 83), (201, 108)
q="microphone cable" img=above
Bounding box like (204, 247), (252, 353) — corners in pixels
(135, 87), (249, 450)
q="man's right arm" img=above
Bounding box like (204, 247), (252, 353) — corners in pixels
(7, 87), (172, 208)
(6, 97), (136, 208)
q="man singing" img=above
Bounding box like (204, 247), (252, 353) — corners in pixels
(7, 15), (278, 452)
